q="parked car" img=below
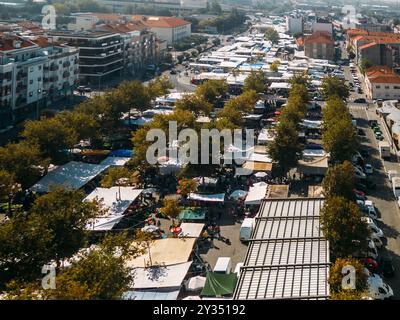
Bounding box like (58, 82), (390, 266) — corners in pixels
(358, 128), (366, 136)
(353, 188), (366, 199)
(375, 132), (384, 140)
(356, 182), (367, 193)
(364, 164), (374, 174)
(360, 149), (370, 158)
(354, 98), (367, 103)
(360, 258), (379, 274)
(377, 256), (395, 278)
(365, 200), (378, 220)
(83, 87), (92, 93)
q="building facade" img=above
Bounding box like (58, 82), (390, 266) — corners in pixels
(98, 22), (158, 77)
(304, 32), (334, 60)
(48, 31), (124, 85)
(286, 15), (303, 35)
(0, 34), (78, 128)
(132, 16), (191, 45)
(365, 65), (400, 100)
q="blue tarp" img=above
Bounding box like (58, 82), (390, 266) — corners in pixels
(109, 149), (133, 157)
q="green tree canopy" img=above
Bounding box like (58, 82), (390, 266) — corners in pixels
(360, 58), (373, 75)
(322, 161), (356, 200)
(320, 196), (369, 259)
(264, 27), (279, 44)
(196, 80), (228, 106)
(269, 60), (280, 73)
(0, 142), (45, 189)
(175, 93), (213, 116)
(268, 121), (303, 176)
(243, 70), (267, 93)
(29, 188), (98, 265)
(322, 117), (358, 164)
(21, 117), (78, 162)
(321, 76), (349, 100)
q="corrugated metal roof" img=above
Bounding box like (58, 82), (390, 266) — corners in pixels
(235, 265), (330, 300)
(234, 198), (330, 300)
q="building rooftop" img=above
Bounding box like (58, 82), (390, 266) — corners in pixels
(0, 34), (37, 52)
(366, 65), (400, 84)
(233, 198), (330, 300)
(304, 32), (333, 45)
(132, 15), (191, 28)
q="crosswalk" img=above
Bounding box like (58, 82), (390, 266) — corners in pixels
(348, 104), (369, 110)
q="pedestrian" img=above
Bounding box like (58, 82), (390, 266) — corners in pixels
(214, 225), (221, 239)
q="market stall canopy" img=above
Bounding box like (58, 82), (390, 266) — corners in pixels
(131, 261), (192, 289)
(179, 223), (205, 238)
(229, 190), (248, 200)
(267, 184), (289, 198)
(200, 272), (238, 297)
(242, 161), (273, 173)
(188, 193), (225, 203)
(100, 157), (131, 167)
(244, 184), (268, 205)
(122, 288), (180, 300)
(126, 238), (196, 268)
(84, 187), (143, 231)
(31, 161), (109, 193)
(179, 207), (207, 221)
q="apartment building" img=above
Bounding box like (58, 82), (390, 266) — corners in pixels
(98, 21), (158, 77)
(0, 34), (78, 128)
(365, 65), (400, 100)
(132, 16), (191, 45)
(346, 29), (400, 68)
(48, 31), (124, 85)
(304, 32), (334, 60)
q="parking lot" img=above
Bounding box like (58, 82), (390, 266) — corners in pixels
(349, 104), (400, 298)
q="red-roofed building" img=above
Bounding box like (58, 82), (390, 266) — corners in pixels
(304, 32), (334, 60)
(365, 66), (400, 99)
(132, 16), (191, 44)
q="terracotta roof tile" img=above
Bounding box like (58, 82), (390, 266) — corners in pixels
(132, 15), (190, 28)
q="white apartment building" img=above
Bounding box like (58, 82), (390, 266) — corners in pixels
(0, 34), (78, 128)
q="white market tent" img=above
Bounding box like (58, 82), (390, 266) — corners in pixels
(100, 157), (131, 167)
(131, 261), (192, 289)
(244, 184), (268, 205)
(31, 161), (109, 193)
(269, 82), (292, 90)
(84, 187), (143, 231)
(179, 223), (205, 238)
(122, 288), (180, 300)
(188, 193), (225, 203)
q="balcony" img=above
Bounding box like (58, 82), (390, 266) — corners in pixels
(63, 71), (71, 78)
(63, 61), (71, 68)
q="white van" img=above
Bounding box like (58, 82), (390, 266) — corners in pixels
(393, 177), (400, 197)
(213, 257), (232, 274)
(240, 218), (255, 242)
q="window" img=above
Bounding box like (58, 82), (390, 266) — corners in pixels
(385, 86), (390, 89)
(29, 67), (34, 73)
(38, 77), (41, 82)
(38, 66), (42, 70)
(29, 79), (33, 84)
(394, 86), (400, 89)
(375, 85), (381, 89)
(29, 91), (33, 97)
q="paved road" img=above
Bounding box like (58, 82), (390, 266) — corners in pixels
(349, 104), (400, 299)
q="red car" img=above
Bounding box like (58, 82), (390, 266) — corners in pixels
(360, 258), (379, 274)
(353, 188), (366, 199)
